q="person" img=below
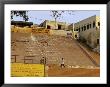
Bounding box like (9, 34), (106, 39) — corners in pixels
(40, 57), (46, 65)
(40, 58), (43, 64)
(60, 58), (65, 68)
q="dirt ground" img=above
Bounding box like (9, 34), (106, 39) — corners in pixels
(47, 64), (99, 77)
(11, 32), (100, 77)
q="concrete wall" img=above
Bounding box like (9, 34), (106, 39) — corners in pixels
(50, 30), (72, 37)
(11, 26), (32, 33)
(80, 29), (100, 48)
(11, 26), (72, 37)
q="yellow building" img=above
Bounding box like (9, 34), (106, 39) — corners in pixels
(39, 20), (68, 30)
(74, 15), (100, 51)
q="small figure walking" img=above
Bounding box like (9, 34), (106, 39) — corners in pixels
(60, 58), (65, 68)
(40, 57), (46, 65)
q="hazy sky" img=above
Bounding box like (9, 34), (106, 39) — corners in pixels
(12, 10), (100, 24)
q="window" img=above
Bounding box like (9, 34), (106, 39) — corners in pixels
(82, 27), (83, 31)
(75, 35), (77, 38)
(84, 25), (86, 31)
(79, 28), (80, 32)
(93, 21), (95, 28)
(75, 27), (78, 31)
(97, 39), (99, 44)
(98, 22), (100, 26)
(87, 24), (89, 29)
(89, 23), (91, 28)
(75, 28), (78, 31)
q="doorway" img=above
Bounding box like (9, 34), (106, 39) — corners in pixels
(75, 35), (77, 38)
(97, 39), (99, 44)
(47, 25), (51, 29)
(58, 25), (62, 30)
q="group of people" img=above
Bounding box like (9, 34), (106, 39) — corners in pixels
(40, 57), (65, 68)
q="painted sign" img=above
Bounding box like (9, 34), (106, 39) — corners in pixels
(11, 63), (44, 77)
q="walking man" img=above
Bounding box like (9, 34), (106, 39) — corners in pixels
(60, 58), (65, 68)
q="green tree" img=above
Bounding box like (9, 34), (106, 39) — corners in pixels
(11, 11), (29, 21)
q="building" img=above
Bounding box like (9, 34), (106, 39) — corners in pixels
(39, 20), (68, 30)
(68, 23), (79, 39)
(74, 15), (100, 51)
(68, 23), (74, 31)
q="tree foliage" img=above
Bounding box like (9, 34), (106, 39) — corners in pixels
(51, 11), (64, 21)
(50, 10), (75, 29)
(11, 11), (29, 21)
(51, 10), (74, 21)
